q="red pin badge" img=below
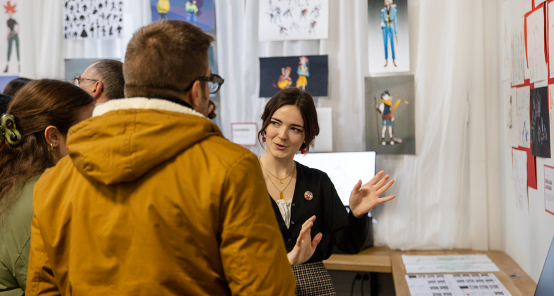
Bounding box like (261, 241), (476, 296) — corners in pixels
(304, 191), (313, 201)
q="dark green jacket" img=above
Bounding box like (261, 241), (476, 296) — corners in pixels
(0, 177), (39, 296)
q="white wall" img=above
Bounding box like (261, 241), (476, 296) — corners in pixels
(497, 0), (554, 282)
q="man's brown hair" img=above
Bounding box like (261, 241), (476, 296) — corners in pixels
(124, 20), (214, 99)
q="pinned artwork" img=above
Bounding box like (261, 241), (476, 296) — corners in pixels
(512, 18), (525, 85)
(365, 75), (415, 155)
(367, 0), (410, 74)
(151, 0), (215, 31)
(259, 55), (328, 98)
(0, 1), (19, 75)
(64, 0), (124, 40)
(501, 0), (511, 81)
(258, 0), (329, 41)
(517, 86), (531, 148)
(530, 87), (550, 158)
(525, 6), (547, 83)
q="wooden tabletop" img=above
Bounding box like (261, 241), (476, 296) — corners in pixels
(390, 249), (537, 296)
(322, 247), (392, 273)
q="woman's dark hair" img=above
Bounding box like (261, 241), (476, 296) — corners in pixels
(3, 77), (32, 97)
(0, 79), (94, 217)
(258, 88), (320, 152)
(0, 94), (12, 114)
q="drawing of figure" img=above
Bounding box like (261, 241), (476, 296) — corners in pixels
(278, 67), (292, 89)
(309, 20), (316, 34)
(185, 0), (199, 24)
(3, 1), (18, 73)
(300, 8), (308, 21)
(296, 56), (309, 91)
(279, 26), (288, 36)
(290, 22), (300, 32)
(272, 6), (281, 22)
(381, 0), (397, 67)
(375, 91), (407, 145)
(283, 8), (292, 18)
(157, 0), (170, 20)
(311, 6), (320, 18)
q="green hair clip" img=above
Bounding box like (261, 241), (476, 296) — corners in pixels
(0, 113), (21, 146)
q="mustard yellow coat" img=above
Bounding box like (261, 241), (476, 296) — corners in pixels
(26, 98), (296, 295)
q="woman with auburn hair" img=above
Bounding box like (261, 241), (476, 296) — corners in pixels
(258, 88), (396, 295)
(0, 79), (94, 295)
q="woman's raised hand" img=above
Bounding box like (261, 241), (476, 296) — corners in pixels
(287, 215), (323, 266)
(348, 171), (395, 218)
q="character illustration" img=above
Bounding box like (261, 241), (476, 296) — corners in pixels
(375, 91), (408, 145)
(4, 1), (18, 73)
(381, 0), (398, 67)
(185, 0), (199, 24)
(296, 56), (309, 91)
(278, 67), (292, 89)
(157, 0), (170, 20)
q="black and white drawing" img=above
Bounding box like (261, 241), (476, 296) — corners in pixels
(64, 0), (124, 40)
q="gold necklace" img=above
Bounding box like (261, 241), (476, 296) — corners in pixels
(259, 157), (296, 184)
(266, 167), (295, 200)
(259, 157), (296, 199)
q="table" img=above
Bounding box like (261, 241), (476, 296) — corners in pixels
(391, 249), (537, 296)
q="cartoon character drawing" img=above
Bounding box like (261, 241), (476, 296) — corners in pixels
(185, 0), (198, 24)
(296, 56), (309, 91)
(278, 67), (292, 89)
(381, 0), (398, 67)
(309, 20), (316, 34)
(375, 90), (408, 145)
(4, 1), (18, 73)
(279, 26), (288, 36)
(157, 0), (170, 20)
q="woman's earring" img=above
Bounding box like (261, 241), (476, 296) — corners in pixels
(262, 136), (266, 143)
(48, 143), (54, 152)
(301, 149), (306, 154)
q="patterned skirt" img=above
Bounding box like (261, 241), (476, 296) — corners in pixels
(292, 261), (336, 296)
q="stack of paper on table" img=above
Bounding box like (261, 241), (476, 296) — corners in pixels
(405, 273), (512, 296)
(402, 255), (500, 273)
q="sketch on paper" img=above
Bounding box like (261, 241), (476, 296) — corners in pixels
(549, 86), (554, 156)
(258, 0), (329, 41)
(517, 86), (531, 148)
(259, 55), (328, 98)
(530, 87), (550, 157)
(511, 18), (525, 85)
(512, 87), (519, 147)
(501, 0), (511, 81)
(151, 0), (215, 31)
(550, 2), (554, 78)
(526, 7), (548, 83)
(0, 1), (19, 75)
(64, 0), (124, 40)
(503, 82), (512, 130)
(512, 148), (529, 214)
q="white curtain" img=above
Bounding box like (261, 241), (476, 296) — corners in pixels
(19, 0), (496, 251)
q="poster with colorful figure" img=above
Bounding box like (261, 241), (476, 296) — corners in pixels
(259, 55), (328, 98)
(151, 0), (215, 31)
(367, 0), (410, 74)
(63, 0), (124, 40)
(365, 75), (415, 155)
(0, 1), (18, 75)
(258, 0), (329, 41)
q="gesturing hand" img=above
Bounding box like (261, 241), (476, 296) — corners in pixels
(349, 171), (395, 218)
(287, 215), (323, 266)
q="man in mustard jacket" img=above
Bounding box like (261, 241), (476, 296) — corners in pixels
(26, 20), (296, 295)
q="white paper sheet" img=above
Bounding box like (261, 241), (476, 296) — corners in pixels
(512, 148), (529, 214)
(517, 86), (531, 148)
(549, 85), (554, 155)
(524, 0), (533, 15)
(503, 82), (513, 131)
(549, 2), (554, 78)
(545, 165), (554, 215)
(231, 123), (258, 146)
(405, 263), (499, 274)
(312, 108), (332, 152)
(258, 0), (329, 41)
(512, 87), (519, 147)
(526, 7), (548, 83)
(512, 18), (526, 85)
(402, 255), (493, 265)
(405, 273), (512, 296)
(502, 0), (512, 81)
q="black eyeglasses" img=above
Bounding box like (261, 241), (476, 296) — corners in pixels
(73, 76), (99, 87)
(184, 74), (224, 94)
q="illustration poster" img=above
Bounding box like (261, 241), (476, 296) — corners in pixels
(525, 6), (547, 83)
(64, 0), (124, 40)
(367, 0), (410, 74)
(0, 1), (19, 75)
(259, 55), (328, 98)
(549, 1), (554, 78)
(512, 18), (525, 85)
(151, 0), (215, 31)
(365, 75), (415, 155)
(517, 86), (531, 148)
(501, 0), (511, 81)
(258, 0), (328, 41)
(530, 87), (550, 157)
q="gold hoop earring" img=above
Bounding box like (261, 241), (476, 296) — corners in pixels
(48, 143), (54, 152)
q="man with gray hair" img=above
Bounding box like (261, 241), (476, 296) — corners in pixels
(74, 59), (124, 103)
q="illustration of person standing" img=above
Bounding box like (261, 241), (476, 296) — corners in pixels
(4, 1), (18, 73)
(296, 56), (309, 91)
(376, 90), (402, 145)
(185, 0), (198, 25)
(278, 67), (292, 89)
(381, 0), (397, 67)
(157, 0), (170, 20)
